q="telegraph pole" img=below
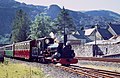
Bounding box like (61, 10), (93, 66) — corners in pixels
(94, 24), (98, 57)
(95, 26), (97, 46)
(95, 24), (98, 45)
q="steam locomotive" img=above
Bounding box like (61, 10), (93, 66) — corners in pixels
(0, 37), (78, 65)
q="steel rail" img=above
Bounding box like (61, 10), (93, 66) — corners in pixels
(54, 65), (99, 78)
(70, 66), (119, 78)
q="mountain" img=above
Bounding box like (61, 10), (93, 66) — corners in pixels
(45, 5), (120, 27)
(84, 10), (120, 19)
(46, 5), (61, 19)
(84, 10), (120, 25)
(0, 0), (46, 35)
(0, 0), (120, 35)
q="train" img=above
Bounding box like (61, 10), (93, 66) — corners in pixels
(0, 37), (78, 65)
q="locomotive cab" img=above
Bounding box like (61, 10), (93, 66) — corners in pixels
(36, 38), (55, 63)
(47, 43), (58, 56)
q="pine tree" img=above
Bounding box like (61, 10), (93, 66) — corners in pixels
(54, 7), (76, 35)
(29, 13), (54, 39)
(11, 9), (31, 42)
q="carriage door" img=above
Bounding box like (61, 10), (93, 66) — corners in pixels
(32, 47), (38, 58)
(37, 41), (43, 56)
(92, 45), (98, 57)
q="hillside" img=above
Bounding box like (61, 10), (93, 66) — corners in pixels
(0, 0), (120, 35)
(0, 0), (46, 35)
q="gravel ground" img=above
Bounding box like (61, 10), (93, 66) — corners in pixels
(6, 58), (120, 78)
(76, 60), (120, 73)
(38, 64), (86, 78)
(6, 58), (87, 78)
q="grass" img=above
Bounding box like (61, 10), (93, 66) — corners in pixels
(0, 59), (47, 78)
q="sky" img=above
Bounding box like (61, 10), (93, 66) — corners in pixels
(15, 0), (120, 14)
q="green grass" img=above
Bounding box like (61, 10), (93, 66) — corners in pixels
(0, 60), (47, 78)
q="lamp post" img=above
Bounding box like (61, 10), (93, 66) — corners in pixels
(94, 25), (98, 57)
(95, 25), (97, 45)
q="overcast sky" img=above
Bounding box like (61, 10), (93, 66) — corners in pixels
(15, 0), (120, 14)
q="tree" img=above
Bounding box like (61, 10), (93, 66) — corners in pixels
(54, 7), (76, 46)
(29, 13), (54, 39)
(54, 7), (76, 35)
(0, 34), (10, 44)
(11, 9), (31, 42)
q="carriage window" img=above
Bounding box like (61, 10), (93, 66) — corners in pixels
(0, 47), (4, 50)
(5, 46), (12, 50)
(24, 43), (27, 49)
(20, 44), (21, 49)
(21, 43), (24, 49)
(25, 43), (29, 49)
(16, 44), (21, 50)
(22, 44), (24, 49)
(15, 45), (19, 50)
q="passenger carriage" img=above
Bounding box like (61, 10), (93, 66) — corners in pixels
(14, 40), (36, 60)
(4, 44), (14, 57)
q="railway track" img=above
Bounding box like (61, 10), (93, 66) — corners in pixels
(53, 64), (120, 78)
(70, 65), (120, 78)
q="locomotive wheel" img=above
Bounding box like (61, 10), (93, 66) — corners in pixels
(52, 60), (57, 64)
(38, 58), (47, 63)
(41, 58), (46, 63)
(52, 58), (59, 64)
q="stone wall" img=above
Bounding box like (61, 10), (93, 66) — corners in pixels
(72, 44), (93, 57)
(72, 43), (120, 57)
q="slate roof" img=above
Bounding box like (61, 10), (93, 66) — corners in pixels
(67, 35), (80, 40)
(86, 36), (120, 45)
(67, 30), (86, 40)
(98, 28), (113, 40)
(109, 24), (120, 35)
(77, 30), (85, 36)
(68, 34), (85, 40)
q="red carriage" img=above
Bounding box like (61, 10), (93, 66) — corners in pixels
(14, 40), (36, 60)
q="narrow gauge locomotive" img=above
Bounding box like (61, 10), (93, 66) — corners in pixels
(3, 37), (78, 65)
(48, 42), (78, 66)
